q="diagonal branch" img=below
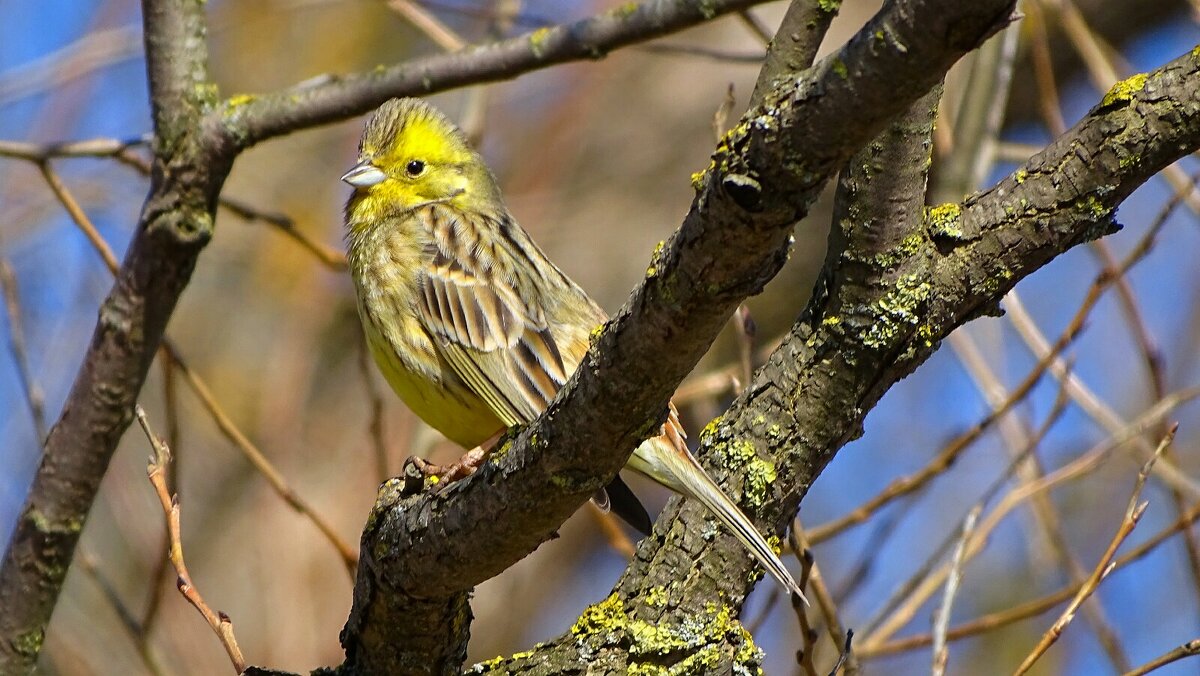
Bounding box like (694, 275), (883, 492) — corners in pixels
(468, 39), (1200, 675)
(338, 0), (1020, 671)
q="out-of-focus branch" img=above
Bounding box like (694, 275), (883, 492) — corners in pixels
(1013, 425), (1174, 675)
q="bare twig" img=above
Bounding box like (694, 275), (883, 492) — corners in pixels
(1123, 639), (1200, 676)
(135, 405), (246, 674)
(388, 0), (468, 51)
(0, 260), (46, 442)
(791, 545), (819, 676)
(932, 506), (979, 676)
(862, 390), (1199, 649)
(77, 550), (170, 676)
(218, 195), (347, 271)
(1013, 425), (1176, 675)
(36, 153), (360, 574)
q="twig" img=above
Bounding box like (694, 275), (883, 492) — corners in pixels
(790, 543), (819, 676)
(0, 260), (46, 442)
(77, 550), (170, 676)
(142, 354), (181, 632)
(1123, 639), (1200, 676)
(0, 135), (150, 161)
(165, 349), (359, 574)
(1013, 425), (1176, 675)
(1006, 292), (1200, 499)
(357, 327), (391, 484)
(38, 154), (360, 574)
(135, 405), (246, 674)
(217, 195), (347, 271)
(932, 506), (979, 676)
(736, 9), (772, 45)
(388, 0), (468, 51)
(792, 521), (857, 675)
(37, 160), (120, 273)
(828, 631), (854, 676)
(864, 496), (1200, 657)
(861, 389), (1200, 649)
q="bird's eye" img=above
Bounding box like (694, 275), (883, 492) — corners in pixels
(405, 160), (426, 177)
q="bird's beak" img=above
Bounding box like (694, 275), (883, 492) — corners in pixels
(341, 161), (386, 188)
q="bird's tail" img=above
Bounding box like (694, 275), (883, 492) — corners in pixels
(629, 429), (807, 604)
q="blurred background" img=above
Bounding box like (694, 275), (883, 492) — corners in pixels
(1, 1), (1199, 674)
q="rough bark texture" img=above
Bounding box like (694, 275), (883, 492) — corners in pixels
(2, 0), (1198, 673)
(336, 0), (1022, 672)
(0, 1), (783, 672)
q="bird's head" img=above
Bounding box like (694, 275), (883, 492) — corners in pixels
(343, 98), (499, 228)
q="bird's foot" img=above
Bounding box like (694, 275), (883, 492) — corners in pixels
(411, 447), (489, 485)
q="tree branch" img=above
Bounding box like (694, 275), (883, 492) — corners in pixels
(216, 0), (777, 151)
(0, 1), (222, 671)
(338, 0), (1019, 671)
(476, 40), (1200, 675)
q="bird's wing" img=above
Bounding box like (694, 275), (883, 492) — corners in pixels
(414, 212), (569, 427)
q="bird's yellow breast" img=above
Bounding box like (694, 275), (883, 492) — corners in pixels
(349, 219), (505, 449)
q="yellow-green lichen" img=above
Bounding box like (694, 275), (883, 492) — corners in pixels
(226, 93), (255, 108)
(589, 322), (606, 349)
(862, 274), (931, 349)
(831, 57), (848, 80)
(1013, 169), (1027, 184)
(817, 0), (842, 13)
(612, 2), (639, 18)
(646, 240), (667, 277)
(528, 27), (553, 58)
(926, 202), (963, 239)
(719, 439), (776, 510)
(571, 595), (763, 674)
(1101, 72), (1148, 107)
(1075, 194), (1111, 219)
(645, 585), (669, 608)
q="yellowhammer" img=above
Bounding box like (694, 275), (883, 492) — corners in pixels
(342, 97), (802, 599)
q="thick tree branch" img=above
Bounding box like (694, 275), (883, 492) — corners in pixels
(0, 1), (224, 671)
(474, 44), (1200, 675)
(215, 0), (777, 152)
(337, 0), (1019, 671)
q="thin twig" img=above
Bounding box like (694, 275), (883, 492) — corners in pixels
(1013, 425), (1176, 675)
(38, 162), (359, 574)
(77, 550), (170, 676)
(863, 497), (1200, 657)
(358, 328), (391, 484)
(736, 9), (772, 45)
(791, 544), (819, 676)
(793, 521), (857, 675)
(135, 406), (246, 674)
(861, 389), (1200, 649)
(218, 195), (347, 271)
(0, 135), (150, 161)
(932, 506), (979, 676)
(0, 260), (46, 442)
(1123, 639), (1200, 676)
(388, 0), (468, 51)
(142, 353), (181, 632)
(166, 349), (359, 574)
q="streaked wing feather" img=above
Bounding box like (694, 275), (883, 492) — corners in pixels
(416, 210), (571, 429)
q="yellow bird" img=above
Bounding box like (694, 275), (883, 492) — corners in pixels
(342, 97), (803, 599)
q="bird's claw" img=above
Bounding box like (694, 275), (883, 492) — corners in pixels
(411, 448), (488, 488)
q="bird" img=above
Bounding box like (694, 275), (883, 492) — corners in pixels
(341, 97), (803, 600)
